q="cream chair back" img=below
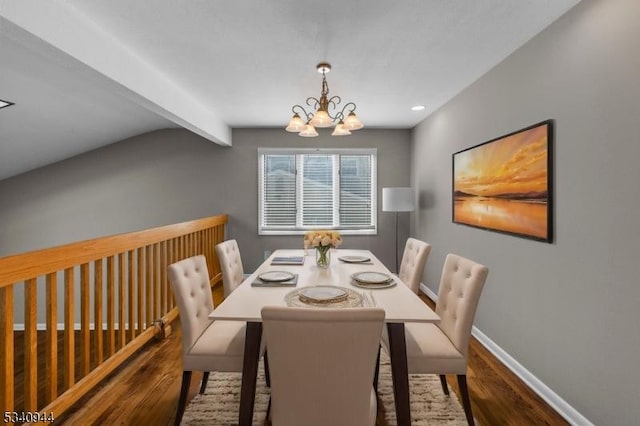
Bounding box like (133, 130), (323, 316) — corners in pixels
(398, 238), (431, 294)
(435, 253), (489, 357)
(215, 239), (245, 297)
(167, 255), (214, 355)
(262, 306), (385, 426)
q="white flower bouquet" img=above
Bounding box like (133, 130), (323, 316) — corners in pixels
(303, 230), (342, 268)
(303, 230), (343, 249)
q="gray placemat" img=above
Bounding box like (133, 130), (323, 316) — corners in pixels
(251, 274), (298, 287)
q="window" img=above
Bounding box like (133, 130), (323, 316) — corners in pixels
(259, 148), (377, 234)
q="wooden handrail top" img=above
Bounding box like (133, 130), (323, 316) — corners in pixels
(0, 214), (228, 287)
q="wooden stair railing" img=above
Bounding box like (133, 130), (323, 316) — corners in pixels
(0, 214), (228, 423)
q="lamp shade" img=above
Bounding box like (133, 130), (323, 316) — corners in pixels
(342, 111), (364, 130)
(299, 124), (319, 137)
(382, 187), (415, 212)
(331, 121), (351, 136)
(310, 109), (332, 128)
(286, 113), (306, 132)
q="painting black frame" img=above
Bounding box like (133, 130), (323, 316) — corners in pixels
(452, 120), (553, 243)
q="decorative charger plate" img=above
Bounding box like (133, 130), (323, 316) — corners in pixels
(258, 271), (296, 282)
(299, 286), (347, 304)
(351, 271), (392, 284)
(338, 255), (371, 263)
(285, 286), (364, 308)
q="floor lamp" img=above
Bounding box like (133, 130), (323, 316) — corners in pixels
(382, 187), (415, 273)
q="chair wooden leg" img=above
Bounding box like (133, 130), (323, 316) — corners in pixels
(175, 370), (192, 426)
(456, 374), (475, 426)
(266, 395), (272, 421)
(199, 372), (210, 394)
(373, 345), (381, 394)
(439, 374), (449, 395)
(239, 322), (263, 426)
(264, 351), (271, 387)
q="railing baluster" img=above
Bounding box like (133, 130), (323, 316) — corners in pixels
(0, 285), (14, 413)
(168, 239), (174, 309)
(212, 228), (218, 275)
(46, 272), (58, 403)
(128, 251), (135, 341)
(174, 238), (179, 306)
(203, 229), (210, 272)
(160, 241), (167, 315)
(24, 278), (38, 410)
(64, 268), (75, 389)
(107, 256), (115, 357)
(145, 245), (152, 328)
(137, 248), (144, 333)
(80, 263), (90, 376)
(94, 259), (104, 366)
(153, 243), (160, 320)
(118, 253), (125, 350)
(214, 228), (220, 271)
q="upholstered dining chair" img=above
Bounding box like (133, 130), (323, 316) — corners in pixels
(398, 237), (431, 294)
(262, 306), (385, 426)
(215, 239), (245, 298)
(382, 253), (488, 426)
(168, 255), (247, 426)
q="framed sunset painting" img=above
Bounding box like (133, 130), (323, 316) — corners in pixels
(452, 120), (553, 242)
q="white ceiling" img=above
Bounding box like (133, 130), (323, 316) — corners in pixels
(0, 0), (581, 180)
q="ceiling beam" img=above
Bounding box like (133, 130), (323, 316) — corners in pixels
(0, 0), (231, 146)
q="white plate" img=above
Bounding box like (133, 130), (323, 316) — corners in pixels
(299, 286), (347, 303)
(352, 280), (396, 289)
(351, 271), (392, 284)
(258, 270), (296, 282)
(338, 255), (371, 263)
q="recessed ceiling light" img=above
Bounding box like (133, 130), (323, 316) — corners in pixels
(0, 99), (15, 110)
(411, 105), (425, 111)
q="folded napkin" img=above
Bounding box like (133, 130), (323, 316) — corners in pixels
(270, 256), (305, 265)
(251, 274), (299, 287)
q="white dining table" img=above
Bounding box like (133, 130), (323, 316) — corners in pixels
(209, 248), (440, 426)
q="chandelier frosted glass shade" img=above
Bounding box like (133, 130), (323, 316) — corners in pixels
(342, 112), (364, 131)
(286, 113), (306, 132)
(331, 121), (351, 136)
(310, 109), (332, 128)
(299, 124), (319, 137)
(286, 63), (363, 137)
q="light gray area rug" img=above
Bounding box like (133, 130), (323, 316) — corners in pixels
(181, 352), (470, 425)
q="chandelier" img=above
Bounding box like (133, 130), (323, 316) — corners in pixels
(286, 63), (364, 137)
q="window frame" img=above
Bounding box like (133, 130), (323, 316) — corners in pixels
(258, 147), (378, 235)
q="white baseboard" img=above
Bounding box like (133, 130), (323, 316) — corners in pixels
(419, 283), (593, 426)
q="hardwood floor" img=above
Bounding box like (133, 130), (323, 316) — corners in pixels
(55, 286), (568, 425)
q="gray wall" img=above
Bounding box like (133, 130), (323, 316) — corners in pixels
(411, 0), (639, 424)
(0, 127), (411, 273)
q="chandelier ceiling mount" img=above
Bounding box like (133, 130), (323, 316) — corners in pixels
(286, 63), (363, 137)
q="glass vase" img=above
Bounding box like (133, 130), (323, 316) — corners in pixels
(315, 246), (331, 269)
